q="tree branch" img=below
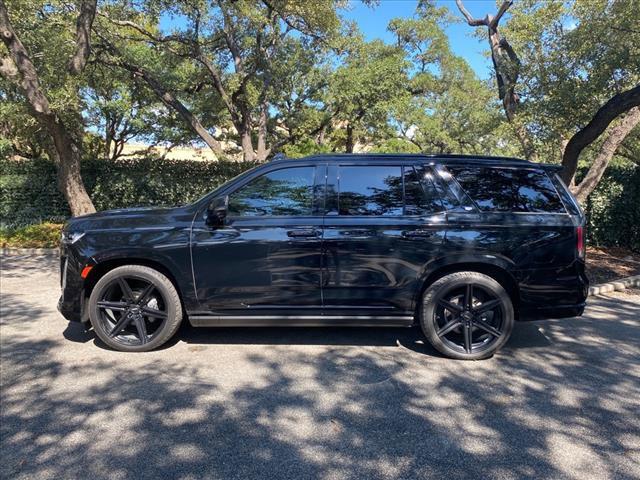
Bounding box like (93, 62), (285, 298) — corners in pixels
(489, 1), (513, 29)
(0, 0), (51, 115)
(561, 83), (640, 183)
(68, 0), (97, 74)
(572, 106), (640, 203)
(96, 43), (223, 155)
(455, 0), (488, 27)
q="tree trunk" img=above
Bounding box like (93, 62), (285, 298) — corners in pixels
(345, 123), (354, 153)
(256, 102), (269, 161)
(49, 127), (96, 216)
(0, 0), (95, 216)
(237, 109), (256, 161)
(561, 83), (640, 184)
(572, 106), (640, 204)
(240, 129), (255, 161)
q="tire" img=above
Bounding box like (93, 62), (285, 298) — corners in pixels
(420, 272), (514, 360)
(89, 265), (183, 352)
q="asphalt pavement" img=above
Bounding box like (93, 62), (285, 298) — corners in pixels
(1, 253), (639, 480)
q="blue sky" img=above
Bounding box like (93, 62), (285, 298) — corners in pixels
(341, 0), (497, 79)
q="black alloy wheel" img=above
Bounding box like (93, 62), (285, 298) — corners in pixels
(421, 272), (514, 360)
(89, 265), (182, 352)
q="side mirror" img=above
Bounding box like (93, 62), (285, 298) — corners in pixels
(205, 195), (229, 227)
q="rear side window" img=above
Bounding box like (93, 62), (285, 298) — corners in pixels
(551, 173), (581, 216)
(337, 165), (442, 216)
(447, 167), (565, 213)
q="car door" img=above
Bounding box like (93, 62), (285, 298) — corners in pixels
(190, 163), (325, 318)
(322, 162), (446, 319)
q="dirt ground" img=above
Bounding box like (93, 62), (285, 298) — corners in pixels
(586, 246), (640, 284)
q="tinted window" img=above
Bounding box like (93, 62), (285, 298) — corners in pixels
(228, 167), (316, 216)
(448, 167), (565, 213)
(405, 166), (443, 215)
(338, 165), (442, 216)
(551, 173), (581, 215)
(339, 166), (403, 216)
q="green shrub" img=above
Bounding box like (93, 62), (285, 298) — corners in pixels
(583, 163), (640, 252)
(0, 222), (63, 248)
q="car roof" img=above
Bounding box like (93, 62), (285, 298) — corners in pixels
(271, 153), (562, 171)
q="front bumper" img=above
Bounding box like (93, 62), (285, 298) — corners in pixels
(57, 294), (85, 322)
(58, 243), (90, 322)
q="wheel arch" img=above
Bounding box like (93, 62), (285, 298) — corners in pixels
(415, 261), (520, 319)
(83, 257), (185, 306)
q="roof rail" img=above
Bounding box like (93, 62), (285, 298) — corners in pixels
(269, 152), (561, 170)
(302, 152), (532, 163)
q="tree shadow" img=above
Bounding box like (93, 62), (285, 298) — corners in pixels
(2, 288), (639, 479)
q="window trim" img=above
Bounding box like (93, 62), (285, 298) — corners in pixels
(225, 164), (325, 219)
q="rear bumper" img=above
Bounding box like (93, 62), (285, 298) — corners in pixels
(515, 260), (588, 321)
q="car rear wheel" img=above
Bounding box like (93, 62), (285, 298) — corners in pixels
(420, 272), (514, 360)
(89, 265), (182, 352)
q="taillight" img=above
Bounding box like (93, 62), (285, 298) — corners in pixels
(576, 226), (585, 260)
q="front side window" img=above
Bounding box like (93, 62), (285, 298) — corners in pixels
(448, 166), (565, 213)
(228, 166), (316, 216)
(337, 165), (442, 216)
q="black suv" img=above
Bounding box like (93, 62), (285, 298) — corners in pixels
(59, 154), (588, 359)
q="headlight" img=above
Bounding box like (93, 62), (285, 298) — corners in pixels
(61, 231), (85, 244)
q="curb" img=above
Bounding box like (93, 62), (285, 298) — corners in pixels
(588, 275), (640, 296)
(1, 247), (59, 256)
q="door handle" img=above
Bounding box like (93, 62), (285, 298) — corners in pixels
(401, 229), (436, 238)
(287, 229), (320, 238)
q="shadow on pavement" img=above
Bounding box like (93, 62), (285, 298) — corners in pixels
(1, 287), (639, 479)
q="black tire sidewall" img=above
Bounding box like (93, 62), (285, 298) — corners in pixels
(89, 265), (183, 352)
(420, 272), (514, 360)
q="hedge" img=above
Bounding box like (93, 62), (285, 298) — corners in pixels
(582, 163), (640, 251)
(1, 156), (638, 251)
(0, 157), (258, 228)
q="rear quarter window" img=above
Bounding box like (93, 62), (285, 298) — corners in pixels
(447, 166), (566, 213)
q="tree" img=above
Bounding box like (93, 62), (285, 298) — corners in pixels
(454, 0), (535, 160)
(390, 3), (506, 156)
(0, 0), (96, 215)
(326, 37), (409, 153)
(96, 0), (342, 161)
(503, 0), (640, 200)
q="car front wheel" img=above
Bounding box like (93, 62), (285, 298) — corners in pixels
(420, 272), (514, 360)
(88, 265), (183, 352)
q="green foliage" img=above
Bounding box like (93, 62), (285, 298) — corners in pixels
(0, 223), (63, 248)
(0, 157), (258, 229)
(583, 163), (640, 252)
(504, 0), (640, 160)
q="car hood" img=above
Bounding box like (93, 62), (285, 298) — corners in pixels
(65, 205), (196, 232)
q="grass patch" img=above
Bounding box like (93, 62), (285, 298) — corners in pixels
(0, 223), (63, 248)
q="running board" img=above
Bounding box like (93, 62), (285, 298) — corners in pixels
(188, 315), (414, 328)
